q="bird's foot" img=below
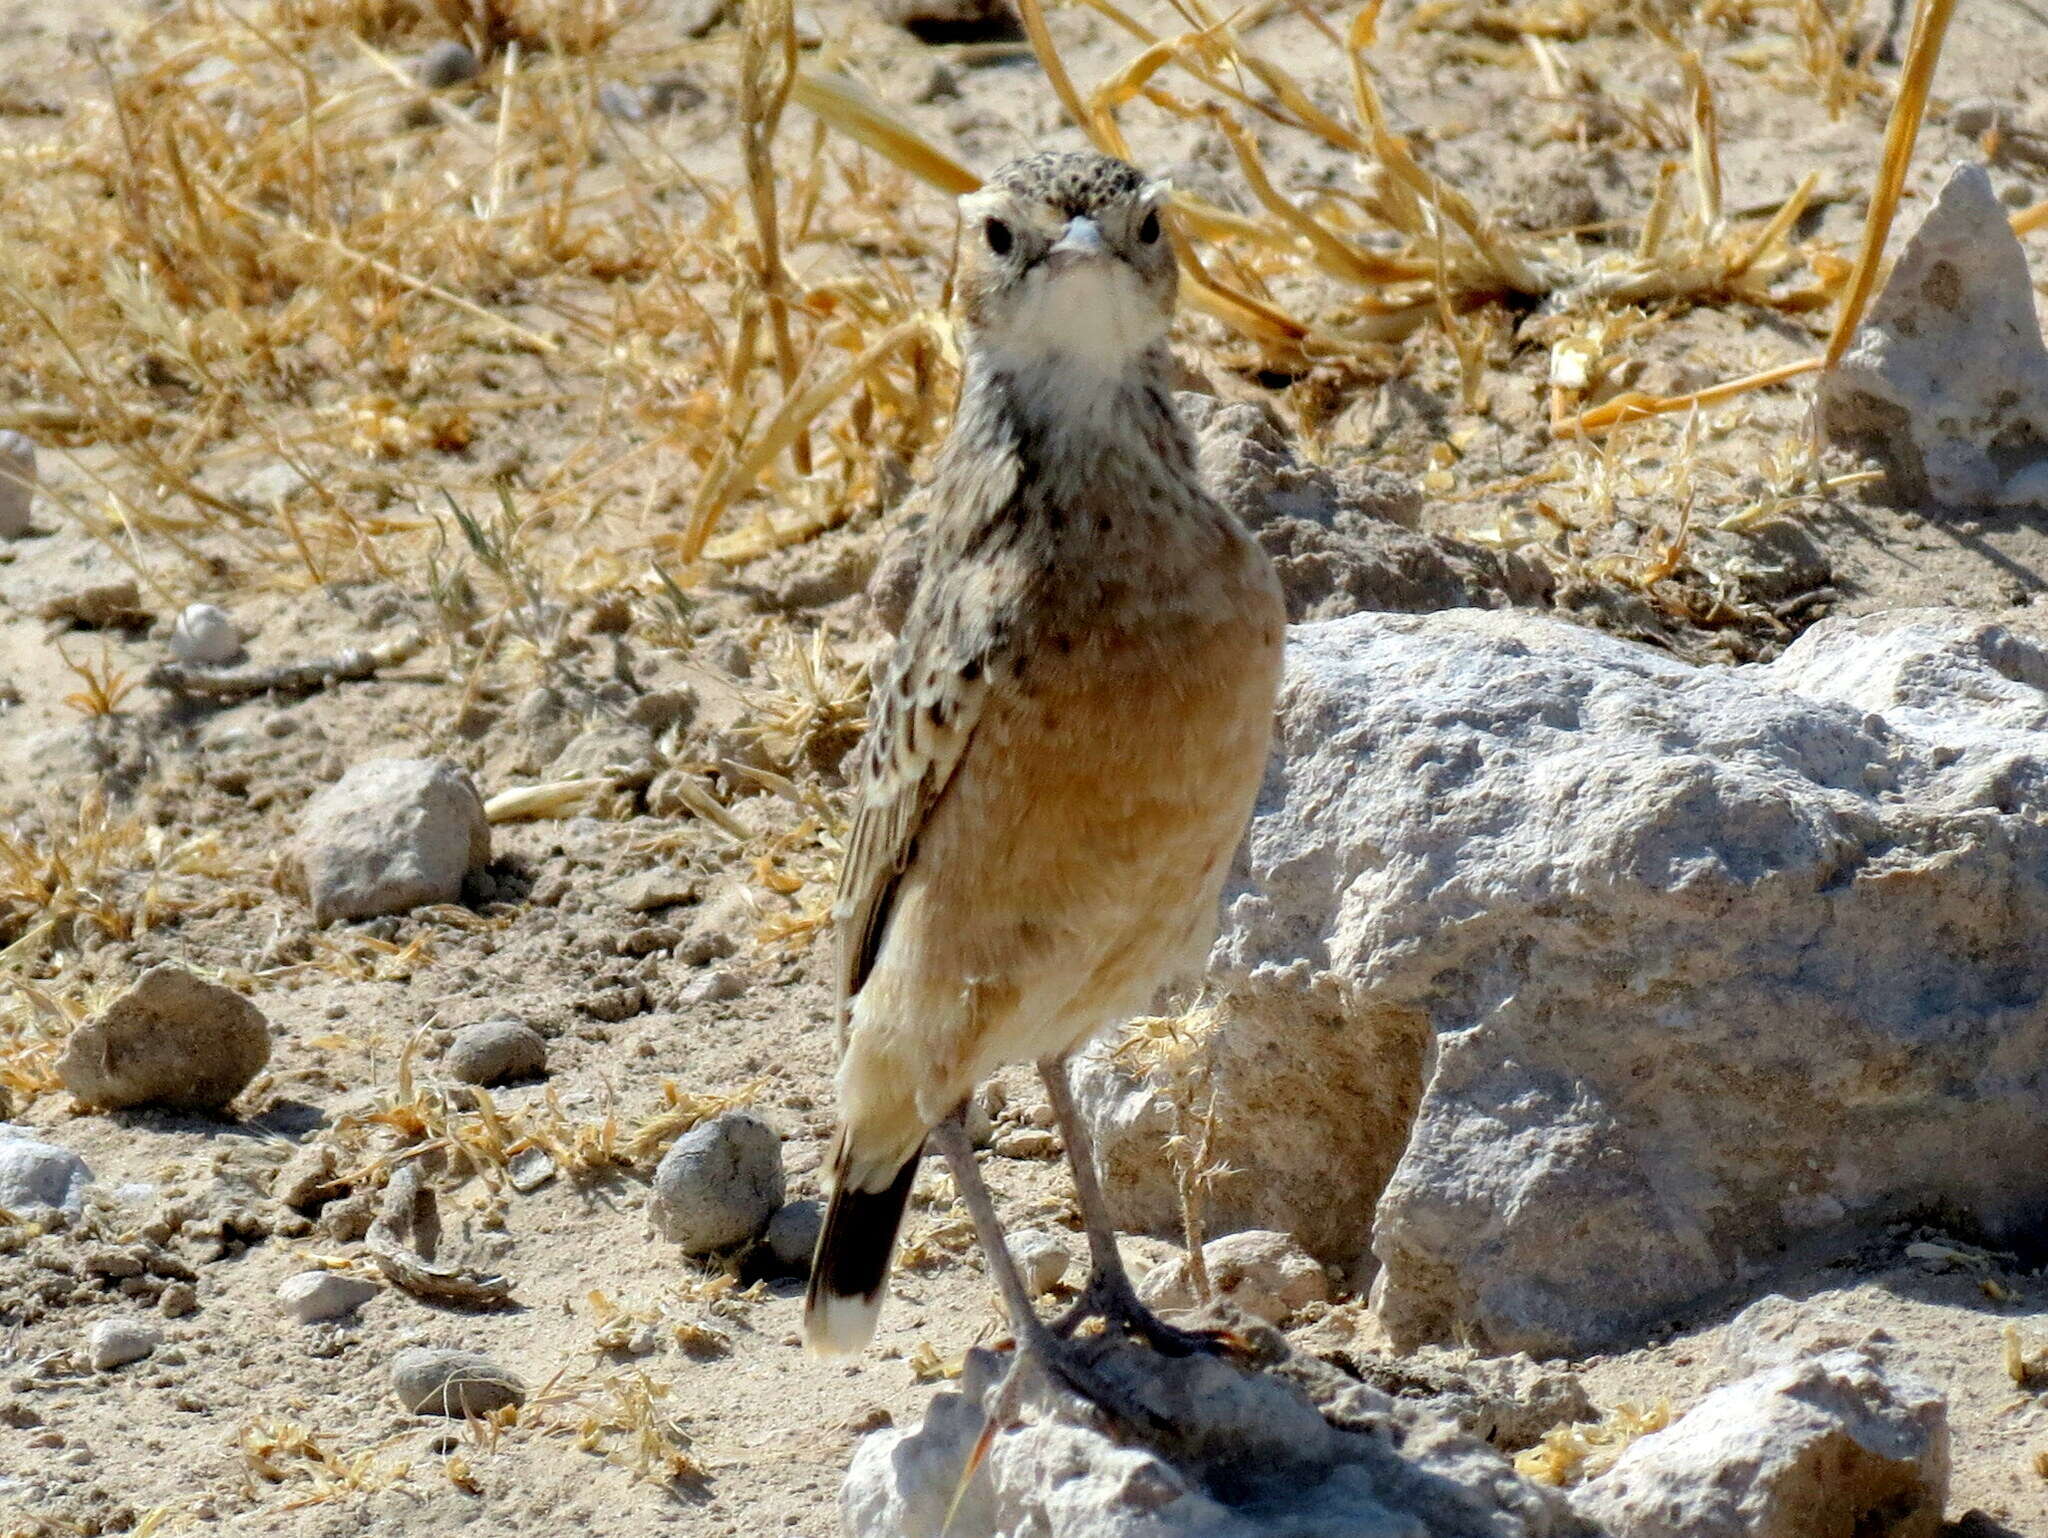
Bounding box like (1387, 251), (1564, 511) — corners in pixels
(1052, 1269), (1239, 1359)
(990, 1326), (1175, 1441)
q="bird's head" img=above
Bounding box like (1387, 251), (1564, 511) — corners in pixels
(953, 151), (1177, 381)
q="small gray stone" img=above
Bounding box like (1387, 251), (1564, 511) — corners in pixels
(289, 757), (490, 926)
(169, 604), (242, 666)
(596, 80), (645, 121)
(391, 1346), (525, 1416)
(1007, 1228), (1071, 1296)
(86, 1318), (161, 1371)
(679, 968), (744, 1007)
(278, 1271), (380, 1324)
(444, 1020), (546, 1086)
(1949, 97), (2007, 136)
(649, 1112), (785, 1253)
(55, 965), (271, 1114)
(0, 1128), (93, 1216)
(416, 41), (479, 89)
(0, 430), (36, 538)
(608, 868), (700, 913)
(764, 1198), (824, 1271)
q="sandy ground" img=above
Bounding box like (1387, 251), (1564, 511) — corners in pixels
(3, 0), (2048, 1532)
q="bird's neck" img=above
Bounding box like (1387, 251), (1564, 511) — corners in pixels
(948, 343), (1199, 499)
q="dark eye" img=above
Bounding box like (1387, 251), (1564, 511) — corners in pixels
(1138, 209), (1161, 244)
(984, 218), (1013, 255)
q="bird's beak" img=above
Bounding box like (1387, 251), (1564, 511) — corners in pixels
(1044, 216), (1110, 272)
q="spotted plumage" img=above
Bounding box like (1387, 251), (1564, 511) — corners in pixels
(804, 151), (1286, 1374)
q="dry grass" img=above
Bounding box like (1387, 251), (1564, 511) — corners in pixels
(1514, 1398), (1673, 1485)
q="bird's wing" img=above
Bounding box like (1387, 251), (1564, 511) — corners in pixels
(833, 604), (1007, 1047)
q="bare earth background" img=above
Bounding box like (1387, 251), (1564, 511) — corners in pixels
(3, 0), (2048, 1532)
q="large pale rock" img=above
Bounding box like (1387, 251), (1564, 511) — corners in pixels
(1081, 606), (2048, 1355)
(1139, 1229), (1330, 1324)
(1821, 162), (2048, 509)
(648, 1111), (784, 1253)
(844, 1332), (1591, 1538)
(57, 964), (271, 1113)
(290, 757), (490, 925)
(1570, 1349), (1948, 1538)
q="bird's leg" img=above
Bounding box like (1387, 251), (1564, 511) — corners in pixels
(928, 1112), (1169, 1435)
(1038, 1055), (1230, 1357)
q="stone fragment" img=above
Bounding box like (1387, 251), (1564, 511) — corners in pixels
(649, 1112), (785, 1253)
(764, 1198), (824, 1272)
(1006, 1228), (1072, 1296)
(1139, 1229), (1330, 1324)
(444, 1019), (546, 1086)
(607, 868), (700, 913)
(86, 1318), (162, 1371)
(56, 965), (271, 1114)
(277, 1271), (380, 1324)
(0, 1128), (93, 1216)
(1821, 163), (2048, 508)
(1570, 1350), (1948, 1538)
(391, 1346), (526, 1416)
(289, 757), (490, 925)
(415, 41), (478, 88)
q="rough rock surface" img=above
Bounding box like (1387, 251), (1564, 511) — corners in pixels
(444, 1019), (547, 1086)
(289, 757), (490, 925)
(0, 428), (36, 537)
(1570, 1349), (1948, 1538)
(1183, 393), (1554, 622)
(648, 1111), (785, 1253)
(0, 1126), (94, 1216)
(1822, 162), (2048, 509)
(843, 1328), (1592, 1538)
(763, 1197), (823, 1273)
(1141, 1230), (1331, 1325)
(391, 1346), (526, 1416)
(1080, 606), (2048, 1355)
(56, 965), (272, 1114)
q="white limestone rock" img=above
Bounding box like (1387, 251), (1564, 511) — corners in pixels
(1081, 606), (2048, 1355)
(1570, 1349), (1948, 1538)
(87, 1317), (162, 1370)
(169, 603), (243, 666)
(289, 757), (490, 925)
(278, 1270), (380, 1324)
(844, 1334), (1591, 1538)
(1821, 162), (2048, 509)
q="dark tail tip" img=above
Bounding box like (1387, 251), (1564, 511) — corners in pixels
(803, 1151), (920, 1356)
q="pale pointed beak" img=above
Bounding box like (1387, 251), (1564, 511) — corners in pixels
(1044, 215), (1110, 271)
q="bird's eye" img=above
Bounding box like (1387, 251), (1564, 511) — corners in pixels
(984, 218), (1013, 256)
(1138, 209), (1161, 244)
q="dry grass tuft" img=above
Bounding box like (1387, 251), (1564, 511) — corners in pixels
(1514, 1399), (1673, 1485)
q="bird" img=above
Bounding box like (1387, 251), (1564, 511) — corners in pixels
(803, 149), (1287, 1406)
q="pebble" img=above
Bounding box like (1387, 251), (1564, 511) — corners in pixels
(391, 1346), (526, 1416)
(278, 1271), (380, 1324)
(415, 40), (479, 89)
(596, 81), (645, 121)
(55, 965), (272, 1114)
(86, 1318), (162, 1371)
(648, 1111), (785, 1253)
(763, 1198), (823, 1272)
(289, 757), (491, 926)
(158, 1283), (197, 1318)
(1008, 1228), (1072, 1296)
(608, 868), (700, 913)
(991, 1128), (1059, 1160)
(444, 1019), (547, 1086)
(0, 430), (36, 538)
(0, 1128), (93, 1217)
(1140, 1229), (1331, 1325)
(169, 604), (242, 666)
(1949, 97), (2009, 137)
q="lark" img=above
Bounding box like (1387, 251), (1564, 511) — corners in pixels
(804, 150), (1286, 1402)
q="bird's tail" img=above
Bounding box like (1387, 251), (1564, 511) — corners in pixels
(803, 1135), (922, 1356)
